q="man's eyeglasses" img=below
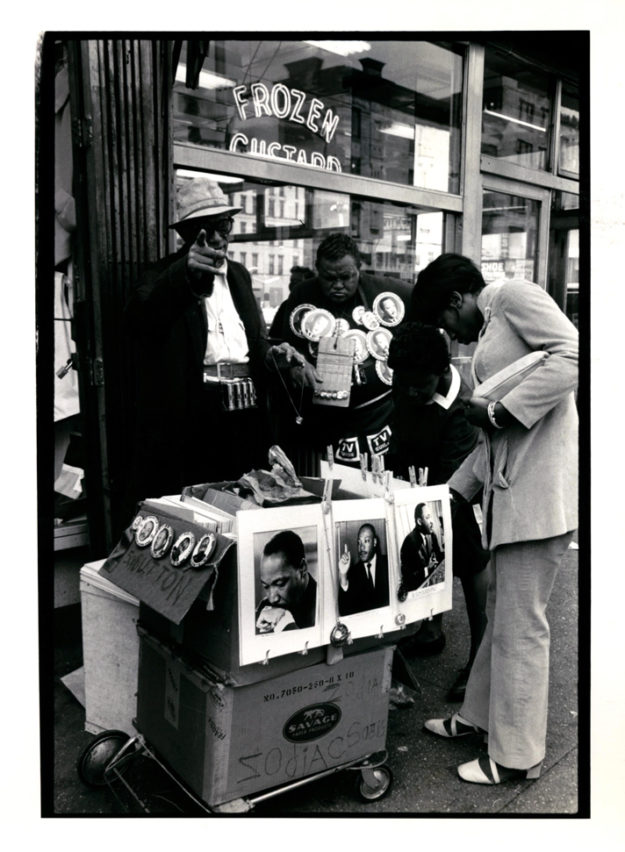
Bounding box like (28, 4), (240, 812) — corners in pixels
(205, 217), (234, 238)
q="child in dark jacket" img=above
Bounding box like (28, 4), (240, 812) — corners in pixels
(386, 322), (490, 702)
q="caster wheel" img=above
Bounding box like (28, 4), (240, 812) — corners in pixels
(77, 730), (130, 788)
(356, 764), (393, 802)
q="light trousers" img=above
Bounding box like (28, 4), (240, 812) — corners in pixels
(460, 531), (573, 769)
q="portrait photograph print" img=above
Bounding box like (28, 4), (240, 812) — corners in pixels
(392, 485), (453, 624)
(328, 498), (398, 641)
(236, 504), (324, 665)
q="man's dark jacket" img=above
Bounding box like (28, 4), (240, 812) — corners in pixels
(338, 553), (390, 616)
(123, 248), (270, 510)
(269, 272), (413, 456)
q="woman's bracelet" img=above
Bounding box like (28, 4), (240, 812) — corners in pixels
(487, 401), (505, 429)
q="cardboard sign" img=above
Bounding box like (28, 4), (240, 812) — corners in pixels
(100, 503), (235, 624)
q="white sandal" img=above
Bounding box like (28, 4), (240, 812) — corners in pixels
(458, 756), (542, 784)
(424, 712), (483, 738)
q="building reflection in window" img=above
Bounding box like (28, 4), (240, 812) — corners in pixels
(481, 46), (551, 171)
(481, 189), (539, 284)
(559, 84), (579, 177)
(175, 171), (445, 324)
(173, 39), (463, 193)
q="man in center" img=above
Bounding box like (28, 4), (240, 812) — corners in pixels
(338, 523), (390, 616)
(269, 234), (412, 473)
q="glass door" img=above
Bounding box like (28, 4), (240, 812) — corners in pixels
(480, 176), (550, 288)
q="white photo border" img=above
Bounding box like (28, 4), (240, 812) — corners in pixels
(236, 503), (324, 665)
(390, 484), (453, 624)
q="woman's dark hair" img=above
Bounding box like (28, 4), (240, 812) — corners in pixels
(409, 253), (485, 324)
(316, 234), (361, 268)
(387, 321), (450, 376)
(263, 530), (305, 568)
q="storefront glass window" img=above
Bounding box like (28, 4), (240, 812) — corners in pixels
(173, 40), (463, 193)
(481, 47), (552, 170)
(559, 84), (579, 176)
(480, 189), (539, 283)
(564, 228), (579, 329)
(175, 170), (445, 324)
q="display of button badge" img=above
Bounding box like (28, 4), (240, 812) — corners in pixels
(135, 515), (159, 547)
(170, 531), (196, 567)
(301, 308), (336, 341)
(373, 291), (405, 327)
(376, 359), (394, 386)
(150, 523), (174, 558)
(366, 327), (392, 361)
(131, 514), (144, 531)
(352, 305), (366, 325)
(334, 318), (350, 335)
(341, 329), (369, 363)
(190, 532), (217, 568)
(361, 310), (380, 331)
(289, 303), (316, 338)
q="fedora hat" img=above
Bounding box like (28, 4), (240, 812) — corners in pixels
(170, 175), (242, 228)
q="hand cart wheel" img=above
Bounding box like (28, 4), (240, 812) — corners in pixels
(77, 729), (131, 788)
(355, 763), (393, 802)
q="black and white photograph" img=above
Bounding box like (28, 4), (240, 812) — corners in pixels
(237, 505), (323, 664)
(392, 485), (453, 622)
(328, 498), (400, 641)
(31, 23), (594, 826)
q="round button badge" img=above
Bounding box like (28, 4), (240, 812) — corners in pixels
(376, 359), (394, 386)
(373, 291), (405, 327)
(366, 327), (392, 361)
(341, 329), (369, 364)
(301, 308), (336, 342)
(361, 311), (380, 331)
(150, 523), (174, 559)
(289, 303), (316, 338)
(135, 515), (159, 548)
(170, 532), (196, 567)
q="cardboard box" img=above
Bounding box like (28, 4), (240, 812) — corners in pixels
(139, 546), (327, 686)
(136, 628), (393, 808)
(80, 560), (140, 735)
(139, 546), (415, 687)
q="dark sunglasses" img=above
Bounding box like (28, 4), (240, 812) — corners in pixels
(204, 217), (234, 237)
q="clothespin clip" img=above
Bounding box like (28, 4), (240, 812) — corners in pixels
(301, 641), (309, 656)
(377, 625), (384, 639)
(408, 465), (417, 487)
(322, 478), (333, 514)
(262, 650), (270, 666)
(384, 470), (394, 504)
(423, 467), (429, 486)
(360, 453), (368, 481)
(372, 454), (380, 484)
(395, 613), (406, 629)
(326, 445), (334, 471)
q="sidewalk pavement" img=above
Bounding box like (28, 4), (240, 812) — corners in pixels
(51, 543), (580, 816)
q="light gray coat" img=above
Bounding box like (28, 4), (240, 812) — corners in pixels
(448, 280), (578, 550)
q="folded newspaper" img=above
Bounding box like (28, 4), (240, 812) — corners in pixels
(473, 351), (549, 400)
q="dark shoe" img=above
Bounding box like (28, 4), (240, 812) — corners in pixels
(402, 631), (446, 657)
(446, 665), (471, 702)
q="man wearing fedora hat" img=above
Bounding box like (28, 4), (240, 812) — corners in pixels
(123, 175), (303, 516)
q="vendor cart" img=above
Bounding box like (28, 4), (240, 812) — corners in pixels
(77, 726), (393, 814)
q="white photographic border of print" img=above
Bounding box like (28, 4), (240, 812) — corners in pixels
(324, 497), (398, 642)
(236, 503), (324, 666)
(390, 484), (453, 624)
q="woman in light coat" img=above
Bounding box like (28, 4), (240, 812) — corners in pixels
(409, 254), (578, 785)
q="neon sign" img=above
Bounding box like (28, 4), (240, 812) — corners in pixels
(230, 83), (342, 173)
